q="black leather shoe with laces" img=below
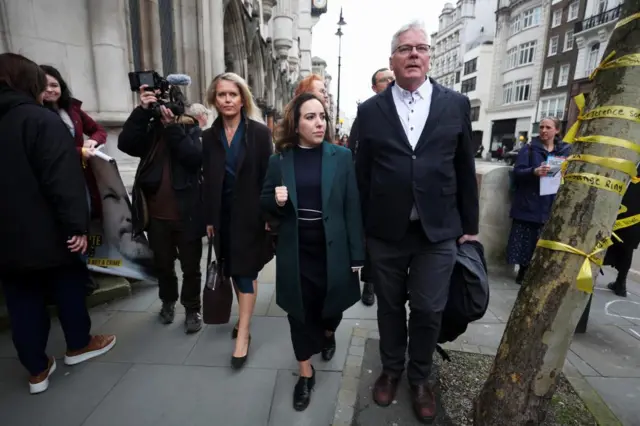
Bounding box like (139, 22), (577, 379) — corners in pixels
(293, 366), (315, 411)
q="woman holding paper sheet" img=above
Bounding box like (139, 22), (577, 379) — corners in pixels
(507, 117), (570, 284)
(40, 65), (107, 218)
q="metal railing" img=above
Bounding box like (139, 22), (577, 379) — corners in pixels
(574, 6), (621, 33)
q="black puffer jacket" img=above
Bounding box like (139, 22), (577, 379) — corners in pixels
(0, 84), (89, 273)
(118, 107), (204, 241)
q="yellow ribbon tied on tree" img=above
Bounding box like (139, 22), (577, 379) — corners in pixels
(536, 238), (613, 293)
(589, 51), (640, 80)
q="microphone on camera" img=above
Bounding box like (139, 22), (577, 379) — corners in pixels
(166, 74), (192, 86)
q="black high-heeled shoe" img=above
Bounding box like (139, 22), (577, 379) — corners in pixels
(321, 333), (336, 361)
(293, 366), (316, 411)
(231, 335), (251, 370)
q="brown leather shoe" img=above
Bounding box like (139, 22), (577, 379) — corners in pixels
(410, 383), (437, 423)
(372, 373), (400, 407)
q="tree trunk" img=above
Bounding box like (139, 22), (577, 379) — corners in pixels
(473, 1), (640, 424)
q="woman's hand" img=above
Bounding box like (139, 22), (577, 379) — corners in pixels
(275, 186), (288, 206)
(84, 139), (99, 149)
(81, 147), (96, 160)
(206, 225), (214, 239)
(534, 164), (551, 177)
(67, 235), (87, 254)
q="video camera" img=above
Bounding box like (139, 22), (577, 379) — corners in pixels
(128, 71), (191, 119)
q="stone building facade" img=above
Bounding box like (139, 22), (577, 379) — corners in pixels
(0, 0), (329, 182)
(533, 0), (586, 134)
(484, 0), (551, 153)
(429, 0), (496, 91)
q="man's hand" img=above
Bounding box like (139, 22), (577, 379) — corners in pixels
(458, 234), (479, 245)
(67, 235), (87, 254)
(159, 105), (175, 125)
(139, 85), (159, 109)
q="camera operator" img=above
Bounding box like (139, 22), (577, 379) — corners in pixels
(118, 84), (204, 334)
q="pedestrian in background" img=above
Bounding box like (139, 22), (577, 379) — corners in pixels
(261, 92), (364, 411)
(0, 53), (115, 395)
(348, 67), (395, 307)
(507, 117), (570, 284)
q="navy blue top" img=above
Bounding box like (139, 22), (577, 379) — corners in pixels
(293, 144), (323, 225)
(220, 118), (245, 199)
(510, 137), (571, 224)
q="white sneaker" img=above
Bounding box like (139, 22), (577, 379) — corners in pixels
(29, 357), (56, 395)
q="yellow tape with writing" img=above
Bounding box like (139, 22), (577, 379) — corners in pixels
(563, 172), (627, 195)
(564, 97), (640, 144)
(536, 238), (613, 293)
(566, 154), (639, 181)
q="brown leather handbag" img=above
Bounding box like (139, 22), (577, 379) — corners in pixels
(202, 237), (233, 324)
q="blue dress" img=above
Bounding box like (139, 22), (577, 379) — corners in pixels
(220, 119), (257, 293)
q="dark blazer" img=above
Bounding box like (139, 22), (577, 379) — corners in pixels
(202, 115), (273, 277)
(0, 84), (89, 273)
(510, 137), (571, 224)
(118, 107), (204, 241)
(261, 142), (365, 322)
(355, 80), (479, 243)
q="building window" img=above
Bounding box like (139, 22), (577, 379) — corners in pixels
(564, 30), (574, 51)
(552, 10), (562, 27)
(522, 7), (542, 29)
(506, 47), (518, 69)
(510, 16), (522, 35)
(587, 43), (600, 76)
(519, 41), (537, 65)
(548, 36), (559, 56)
(558, 64), (570, 86)
(461, 77), (477, 94)
(514, 79), (532, 102)
(543, 68), (554, 89)
(503, 83), (513, 104)
(539, 96), (566, 121)
(596, 0), (608, 15)
(464, 58), (477, 75)
(470, 106), (480, 122)
(568, 1), (579, 21)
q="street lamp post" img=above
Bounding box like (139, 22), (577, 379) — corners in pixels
(335, 8), (346, 127)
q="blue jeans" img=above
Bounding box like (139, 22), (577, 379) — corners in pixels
(1, 262), (92, 375)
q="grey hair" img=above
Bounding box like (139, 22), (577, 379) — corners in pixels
(186, 102), (211, 117)
(390, 21), (430, 53)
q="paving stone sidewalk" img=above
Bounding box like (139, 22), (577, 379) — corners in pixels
(0, 260), (639, 426)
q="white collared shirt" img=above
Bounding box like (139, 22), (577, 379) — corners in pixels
(391, 78), (432, 150)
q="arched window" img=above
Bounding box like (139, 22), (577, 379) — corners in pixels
(587, 43), (600, 76)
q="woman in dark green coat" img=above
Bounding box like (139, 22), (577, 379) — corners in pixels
(261, 92), (365, 411)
